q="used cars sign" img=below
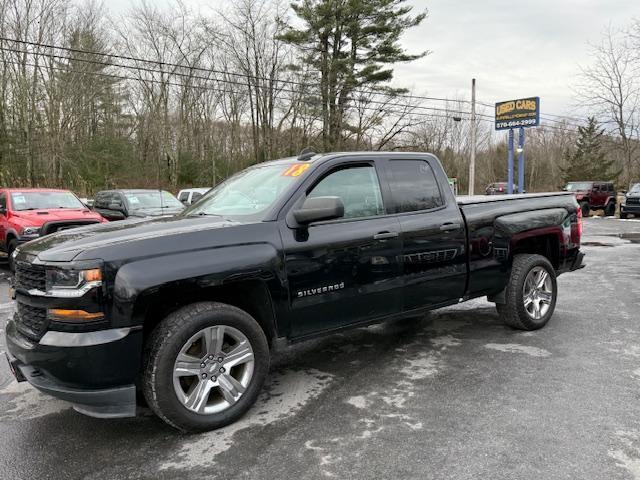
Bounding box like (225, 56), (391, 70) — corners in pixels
(495, 97), (540, 130)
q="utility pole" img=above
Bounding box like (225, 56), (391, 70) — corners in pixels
(469, 78), (477, 196)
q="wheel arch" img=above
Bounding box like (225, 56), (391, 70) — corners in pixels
(135, 280), (279, 347)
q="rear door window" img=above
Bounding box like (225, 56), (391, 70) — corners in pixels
(386, 160), (444, 213)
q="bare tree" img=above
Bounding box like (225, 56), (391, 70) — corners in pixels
(576, 26), (640, 186)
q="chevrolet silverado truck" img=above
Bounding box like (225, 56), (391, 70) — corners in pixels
(5, 152), (585, 432)
(0, 188), (105, 270)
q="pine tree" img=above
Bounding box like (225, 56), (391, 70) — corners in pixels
(560, 117), (620, 185)
(279, 0), (426, 150)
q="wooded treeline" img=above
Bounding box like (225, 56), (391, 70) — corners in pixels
(0, 0), (639, 195)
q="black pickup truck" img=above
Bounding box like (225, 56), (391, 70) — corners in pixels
(5, 152), (585, 432)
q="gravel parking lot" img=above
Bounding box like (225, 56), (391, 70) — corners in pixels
(1, 217), (640, 480)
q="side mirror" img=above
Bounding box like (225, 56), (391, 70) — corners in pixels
(0, 207), (6, 216)
(293, 196), (344, 225)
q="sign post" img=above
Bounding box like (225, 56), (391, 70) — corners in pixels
(518, 127), (525, 194)
(495, 97), (540, 194)
(509, 131), (516, 194)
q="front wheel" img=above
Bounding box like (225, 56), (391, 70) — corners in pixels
(620, 212), (628, 219)
(7, 239), (17, 272)
(580, 202), (590, 217)
(142, 302), (270, 432)
(496, 254), (558, 330)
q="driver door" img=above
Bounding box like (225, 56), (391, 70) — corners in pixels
(280, 161), (403, 339)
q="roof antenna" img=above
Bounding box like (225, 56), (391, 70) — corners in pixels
(297, 147), (316, 162)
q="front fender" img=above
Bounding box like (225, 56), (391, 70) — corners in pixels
(110, 243), (284, 327)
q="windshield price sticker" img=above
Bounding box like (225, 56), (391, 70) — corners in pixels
(282, 164), (311, 177)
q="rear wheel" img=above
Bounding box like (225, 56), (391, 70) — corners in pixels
(142, 302), (269, 432)
(496, 254), (557, 330)
(605, 201), (616, 217)
(580, 202), (590, 217)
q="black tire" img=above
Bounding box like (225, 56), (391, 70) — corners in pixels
(605, 201), (616, 217)
(580, 202), (590, 217)
(142, 302), (270, 432)
(620, 212), (628, 219)
(496, 254), (558, 331)
(7, 239), (17, 272)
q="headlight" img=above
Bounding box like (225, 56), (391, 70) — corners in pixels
(45, 268), (102, 293)
(22, 227), (40, 236)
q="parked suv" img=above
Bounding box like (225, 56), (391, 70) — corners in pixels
(564, 181), (616, 216)
(485, 183), (521, 195)
(0, 188), (104, 270)
(177, 188), (210, 206)
(93, 189), (184, 221)
(620, 183), (640, 219)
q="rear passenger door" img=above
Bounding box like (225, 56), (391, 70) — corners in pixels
(592, 183), (606, 207)
(382, 157), (467, 311)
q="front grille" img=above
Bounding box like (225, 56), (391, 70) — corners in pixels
(14, 261), (46, 291)
(15, 302), (48, 341)
(627, 197), (640, 205)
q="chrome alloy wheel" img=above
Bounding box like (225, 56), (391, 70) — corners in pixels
(172, 325), (255, 415)
(522, 266), (553, 320)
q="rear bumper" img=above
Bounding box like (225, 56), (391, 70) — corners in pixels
(557, 250), (585, 275)
(5, 320), (141, 418)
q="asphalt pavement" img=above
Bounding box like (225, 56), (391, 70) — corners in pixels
(1, 217), (640, 480)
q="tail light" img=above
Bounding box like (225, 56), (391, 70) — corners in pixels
(499, 187), (504, 192)
(571, 205), (583, 245)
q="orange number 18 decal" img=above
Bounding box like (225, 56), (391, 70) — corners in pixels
(282, 163), (311, 177)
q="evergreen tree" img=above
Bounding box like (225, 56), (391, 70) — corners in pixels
(561, 117), (620, 185)
(279, 0), (426, 150)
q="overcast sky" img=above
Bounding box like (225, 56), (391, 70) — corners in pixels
(108, 0), (636, 118)
(394, 0), (636, 117)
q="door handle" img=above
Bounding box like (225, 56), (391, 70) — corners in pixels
(373, 231), (399, 240)
(440, 222), (461, 232)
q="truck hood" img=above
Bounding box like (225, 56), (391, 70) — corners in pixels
(18, 214), (245, 262)
(128, 207), (184, 217)
(11, 208), (103, 225)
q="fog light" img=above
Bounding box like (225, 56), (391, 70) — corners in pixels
(48, 309), (104, 322)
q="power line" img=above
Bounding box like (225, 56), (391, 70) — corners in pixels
(0, 57), (480, 124)
(0, 44), (497, 120)
(0, 36), (482, 109)
(0, 37), (593, 134)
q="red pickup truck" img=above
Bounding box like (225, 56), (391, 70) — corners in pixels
(0, 188), (105, 269)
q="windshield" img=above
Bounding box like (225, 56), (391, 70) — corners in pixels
(184, 163), (308, 219)
(124, 191), (183, 210)
(10, 191), (85, 211)
(629, 183), (640, 193)
(565, 182), (593, 191)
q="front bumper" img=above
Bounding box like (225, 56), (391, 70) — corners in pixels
(621, 204), (640, 215)
(5, 320), (142, 418)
